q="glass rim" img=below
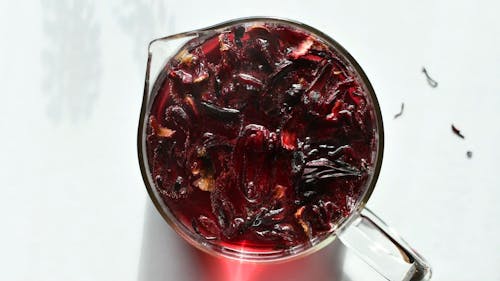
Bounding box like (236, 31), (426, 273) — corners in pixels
(137, 16), (385, 263)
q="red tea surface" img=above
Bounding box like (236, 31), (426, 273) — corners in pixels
(146, 23), (377, 251)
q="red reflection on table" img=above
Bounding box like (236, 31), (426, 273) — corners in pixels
(195, 241), (345, 281)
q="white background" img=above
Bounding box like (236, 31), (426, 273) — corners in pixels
(1, 0), (499, 280)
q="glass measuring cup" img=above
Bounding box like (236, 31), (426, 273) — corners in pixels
(138, 17), (431, 281)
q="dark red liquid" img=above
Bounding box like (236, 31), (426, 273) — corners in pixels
(146, 23), (377, 251)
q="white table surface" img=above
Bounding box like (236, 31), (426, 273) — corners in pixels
(1, 0), (499, 280)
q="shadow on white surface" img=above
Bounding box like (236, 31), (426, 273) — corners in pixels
(114, 0), (174, 67)
(138, 200), (351, 281)
(41, 0), (101, 123)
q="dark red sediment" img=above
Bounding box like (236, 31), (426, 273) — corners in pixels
(146, 23), (378, 251)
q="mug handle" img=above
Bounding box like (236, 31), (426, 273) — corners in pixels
(338, 208), (432, 281)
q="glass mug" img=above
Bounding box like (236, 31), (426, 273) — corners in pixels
(138, 17), (431, 281)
